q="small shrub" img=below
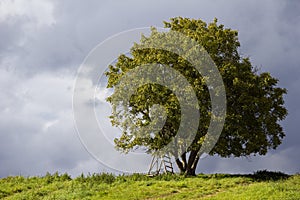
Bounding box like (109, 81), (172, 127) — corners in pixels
(253, 170), (289, 181)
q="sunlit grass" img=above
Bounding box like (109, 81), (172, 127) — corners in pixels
(0, 171), (299, 199)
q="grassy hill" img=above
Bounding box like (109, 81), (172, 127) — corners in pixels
(0, 171), (299, 199)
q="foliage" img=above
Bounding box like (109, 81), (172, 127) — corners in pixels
(252, 169), (290, 181)
(105, 17), (288, 175)
(0, 172), (299, 199)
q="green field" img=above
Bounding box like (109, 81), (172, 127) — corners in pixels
(0, 171), (299, 200)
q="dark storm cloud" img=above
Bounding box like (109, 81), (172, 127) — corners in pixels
(233, 1), (300, 165)
(0, 70), (95, 177)
(0, 0), (299, 177)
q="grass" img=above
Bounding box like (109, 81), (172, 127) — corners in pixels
(0, 171), (299, 199)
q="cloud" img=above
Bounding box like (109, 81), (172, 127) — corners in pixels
(0, 0), (55, 26)
(200, 146), (300, 175)
(0, 69), (102, 177)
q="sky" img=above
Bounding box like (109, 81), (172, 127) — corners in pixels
(0, 0), (300, 177)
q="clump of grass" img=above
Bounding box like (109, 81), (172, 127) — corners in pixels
(115, 173), (185, 182)
(75, 173), (115, 184)
(43, 172), (71, 184)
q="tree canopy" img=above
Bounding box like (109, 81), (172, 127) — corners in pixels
(105, 17), (287, 175)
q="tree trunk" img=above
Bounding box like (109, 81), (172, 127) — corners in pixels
(175, 150), (200, 176)
(186, 167), (196, 176)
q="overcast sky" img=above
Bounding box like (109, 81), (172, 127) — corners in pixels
(0, 0), (300, 177)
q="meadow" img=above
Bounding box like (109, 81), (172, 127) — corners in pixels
(0, 170), (299, 199)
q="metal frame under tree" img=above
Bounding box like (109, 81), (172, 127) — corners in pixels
(147, 154), (174, 176)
